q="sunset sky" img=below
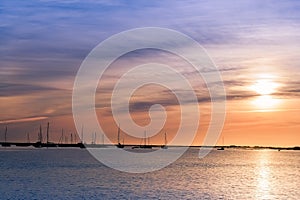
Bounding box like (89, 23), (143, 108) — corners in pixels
(1, 0), (300, 147)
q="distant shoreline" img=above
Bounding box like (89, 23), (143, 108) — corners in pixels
(0, 142), (299, 151)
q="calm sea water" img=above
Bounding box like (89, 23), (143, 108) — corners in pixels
(0, 148), (299, 199)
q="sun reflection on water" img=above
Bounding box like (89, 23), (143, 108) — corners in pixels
(256, 151), (271, 199)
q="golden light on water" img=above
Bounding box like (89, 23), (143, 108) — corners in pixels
(256, 151), (271, 199)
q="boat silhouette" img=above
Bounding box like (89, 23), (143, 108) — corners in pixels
(116, 125), (124, 148)
(217, 137), (225, 150)
(161, 131), (168, 149)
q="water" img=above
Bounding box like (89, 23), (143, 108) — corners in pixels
(0, 148), (299, 199)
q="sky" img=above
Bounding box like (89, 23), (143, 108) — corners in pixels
(1, 0), (300, 147)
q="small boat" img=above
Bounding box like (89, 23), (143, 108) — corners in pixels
(141, 131), (151, 149)
(2, 126), (10, 147)
(116, 143), (124, 148)
(161, 131), (168, 149)
(131, 145), (152, 149)
(15, 143), (31, 147)
(140, 145), (152, 149)
(116, 125), (124, 148)
(2, 143), (11, 147)
(33, 142), (42, 148)
(132, 131), (152, 149)
(77, 142), (86, 148)
(217, 137), (225, 150)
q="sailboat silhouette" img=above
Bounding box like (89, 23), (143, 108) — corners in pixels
(217, 136), (225, 150)
(161, 131), (168, 149)
(116, 125), (124, 148)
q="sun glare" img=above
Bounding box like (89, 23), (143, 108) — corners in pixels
(251, 79), (278, 95)
(252, 95), (280, 110)
(250, 74), (281, 110)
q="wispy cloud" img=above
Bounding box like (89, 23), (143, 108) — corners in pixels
(0, 83), (69, 97)
(0, 116), (48, 124)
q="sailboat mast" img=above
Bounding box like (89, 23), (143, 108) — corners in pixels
(144, 131), (147, 146)
(46, 122), (49, 144)
(4, 126), (7, 143)
(115, 124), (124, 148)
(81, 125), (84, 143)
(117, 125), (120, 144)
(39, 125), (43, 143)
(60, 128), (64, 144)
(27, 132), (30, 143)
(165, 132), (167, 145)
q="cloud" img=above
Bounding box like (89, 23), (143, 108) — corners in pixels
(0, 116), (48, 124)
(274, 82), (300, 97)
(0, 83), (68, 97)
(129, 97), (179, 113)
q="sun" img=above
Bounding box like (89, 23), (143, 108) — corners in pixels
(250, 74), (281, 110)
(251, 79), (278, 95)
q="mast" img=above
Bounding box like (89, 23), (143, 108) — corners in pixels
(59, 128), (64, 144)
(117, 125), (121, 144)
(71, 133), (73, 144)
(46, 122), (49, 144)
(37, 131), (39, 143)
(144, 131), (147, 146)
(27, 132), (30, 143)
(39, 125), (43, 143)
(217, 136), (225, 150)
(81, 125), (84, 143)
(4, 126), (7, 143)
(164, 131), (167, 146)
(91, 132), (96, 144)
(161, 131), (168, 149)
(116, 124), (124, 148)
